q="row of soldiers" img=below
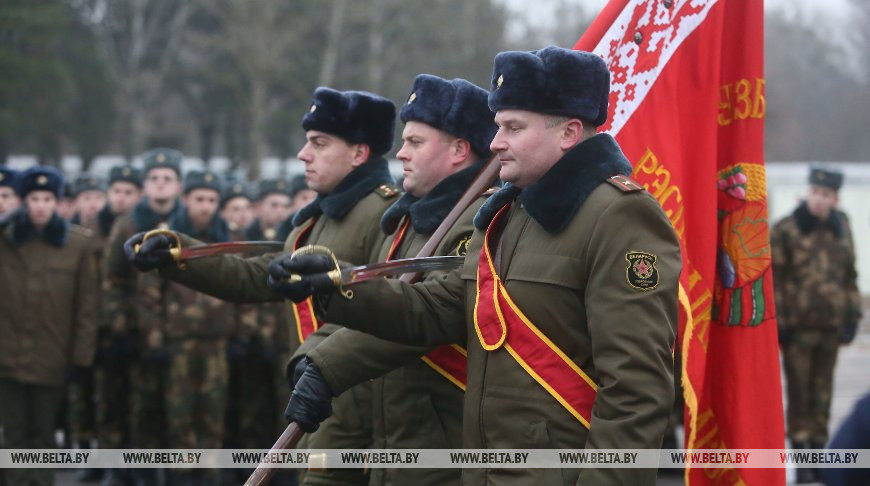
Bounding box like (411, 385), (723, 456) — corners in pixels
(0, 159), (314, 486)
(126, 46), (683, 486)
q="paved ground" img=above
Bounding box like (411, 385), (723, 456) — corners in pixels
(49, 321), (870, 486)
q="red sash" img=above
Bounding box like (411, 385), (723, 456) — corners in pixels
(289, 218), (321, 343)
(474, 203), (597, 428)
(387, 217), (468, 391)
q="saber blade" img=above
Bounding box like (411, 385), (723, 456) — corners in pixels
(179, 241), (286, 260)
(342, 255), (465, 284)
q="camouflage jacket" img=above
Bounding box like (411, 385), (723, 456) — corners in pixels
(771, 202), (861, 331)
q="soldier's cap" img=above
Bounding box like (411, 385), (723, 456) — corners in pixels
(257, 179), (290, 200)
(0, 166), (17, 188)
(15, 165), (65, 198)
(62, 181), (74, 199)
(72, 173), (104, 197)
(183, 170), (223, 195)
(109, 165), (143, 188)
(289, 174), (310, 198)
(221, 181), (252, 207)
(489, 46), (610, 126)
(302, 87), (396, 157)
(809, 167), (844, 191)
(401, 74), (497, 158)
(141, 147), (183, 177)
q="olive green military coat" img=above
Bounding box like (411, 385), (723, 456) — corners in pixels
(0, 214), (99, 386)
(320, 134), (682, 486)
(307, 160), (489, 486)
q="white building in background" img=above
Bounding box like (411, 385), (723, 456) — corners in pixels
(5, 155), (869, 295)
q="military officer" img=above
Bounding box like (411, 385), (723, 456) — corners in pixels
(771, 167), (861, 484)
(125, 88), (399, 486)
(275, 47), (682, 486)
(287, 74), (497, 486)
(0, 166), (20, 224)
(0, 166), (98, 486)
(102, 148), (184, 485)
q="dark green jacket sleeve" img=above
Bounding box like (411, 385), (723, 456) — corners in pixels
(323, 268), (467, 348)
(577, 193), (680, 485)
(307, 327), (444, 394)
(159, 233), (283, 304)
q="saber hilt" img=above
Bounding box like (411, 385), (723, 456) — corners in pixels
(133, 228), (185, 269)
(288, 245), (353, 299)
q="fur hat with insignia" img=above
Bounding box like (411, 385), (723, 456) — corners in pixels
(15, 165), (65, 198)
(302, 87), (396, 156)
(109, 165), (143, 188)
(72, 173), (104, 197)
(401, 74), (497, 158)
(808, 167), (844, 191)
(257, 179), (290, 200)
(488, 46), (610, 126)
(0, 166), (17, 188)
(222, 181), (252, 206)
(141, 147), (183, 176)
(183, 170), (223, 195)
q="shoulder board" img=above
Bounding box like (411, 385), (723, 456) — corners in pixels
(374, 183), (400, 199)
(481, 187), (498, 197)
(605, 175), (645, 193)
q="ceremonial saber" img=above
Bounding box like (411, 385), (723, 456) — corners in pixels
(246, 155), (500, 485)
(134, 229), (285, 267)
(243, 422), (304, 486)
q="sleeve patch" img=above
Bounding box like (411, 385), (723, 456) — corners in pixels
(625, 251), (659, 290)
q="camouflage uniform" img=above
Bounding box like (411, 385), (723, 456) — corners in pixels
(771, 201), (861, 446)
(103, 199), (184, 449)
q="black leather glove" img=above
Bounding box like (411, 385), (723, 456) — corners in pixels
(284, 358), (333, 432)
(778, 327), (792, 346)
(267, 253), (336, 302)
(291, 356), (308, 387)
(124, 232), (175, 272)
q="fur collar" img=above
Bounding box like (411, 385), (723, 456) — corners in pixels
(793, 201), (843, 237)
(381, 159), (484, 235)
(474, 133), (632, 233)
(168, 208), (229, 243)
(8, 210), (69, 247)
(97, 204), (116, 237)
(132, 198), (184, 232)
(292, 157), (394, 226)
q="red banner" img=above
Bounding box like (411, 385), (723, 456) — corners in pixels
(576, 1), (784, 484)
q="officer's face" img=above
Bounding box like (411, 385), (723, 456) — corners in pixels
(258, 193), (292, 228)
(183, 188), (220, 229)
(221, 197), (253, 230)
(24, 190), (57, 228)
(297, 130), (364, 194)
(490, 110), (566, 188)
(397, 121), (460, 198)
(107, 181), (141, 215)
(74, 189), (107, 222)
(0, 187), (19, 216)
(144, 168), (181, 203)
(806, 185), (838, 220)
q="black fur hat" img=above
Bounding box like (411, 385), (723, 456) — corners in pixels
(141, 147), (183, 176)
(222, 181), (252, 206)
(0, 166), (16, 188)
(183, 170), (223, 195)
(488, 46), (610, 126)
(109, 165), (143, 188)
(15, 165), (65, 198)
(302, 87), (396, 156)
(400, 74), (496, 158)
(257, 179), (290, 200)
(808, 167), (844, 191)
